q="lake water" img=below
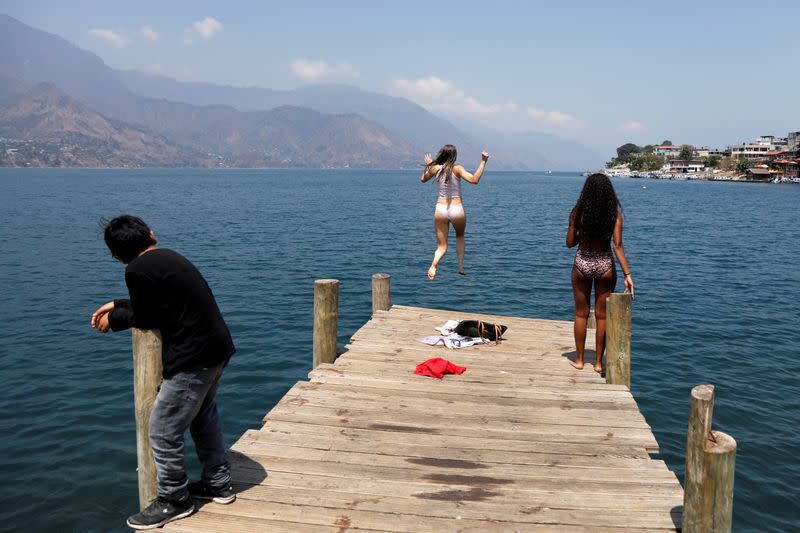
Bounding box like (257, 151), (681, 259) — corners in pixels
(0, 169), (798, 532)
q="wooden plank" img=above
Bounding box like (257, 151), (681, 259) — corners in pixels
(228, 454), (683, 498)
(262, 406), (661, 449)
(217, 481), (683, 530)
(280, 382), (653, 426)
(228, 468), (683, 511)
(239, 428), (666, 470)
(260, 420), (653, 458)
(232, 437), (677, 483)
(309, 366), (637, 402)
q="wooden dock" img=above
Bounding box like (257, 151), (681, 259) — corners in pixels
(163, 304), (683, 532)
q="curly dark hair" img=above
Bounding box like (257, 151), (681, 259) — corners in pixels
(572, 173), (620, 242)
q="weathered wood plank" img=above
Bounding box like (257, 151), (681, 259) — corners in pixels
(260, 420), (654, 458)
(228, 469), (683, 511)
(239, 428), (667, 470)
(215, 481), (683, 530)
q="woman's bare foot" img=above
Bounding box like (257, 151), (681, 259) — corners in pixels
(593, 363), (603, 373)
(427, 266), (437, 280)
(569, 359), (584, 370)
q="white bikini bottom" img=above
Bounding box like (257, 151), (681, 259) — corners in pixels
(435, 202), (464, 222)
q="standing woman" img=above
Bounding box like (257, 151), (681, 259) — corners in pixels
(566, 173), (634, 372)
(420, 144), (489, 280)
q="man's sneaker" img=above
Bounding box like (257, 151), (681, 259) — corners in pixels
(126, 496), (195, 530)
(188, 481), (236, 504)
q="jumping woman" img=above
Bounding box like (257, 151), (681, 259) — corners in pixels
(420, 144), (489, 280)
(566, 173), (634, 373)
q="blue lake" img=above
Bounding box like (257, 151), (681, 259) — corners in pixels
(0, 168), (798, 532)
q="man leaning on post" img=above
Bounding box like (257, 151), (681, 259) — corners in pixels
(91, 214), (236, 529)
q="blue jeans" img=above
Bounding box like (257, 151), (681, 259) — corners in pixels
(149, 362), (231, 499)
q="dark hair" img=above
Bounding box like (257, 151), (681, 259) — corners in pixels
(428, 144), (457, 181)
(572, 173), (620, 242)
(103, 215), (155, 262)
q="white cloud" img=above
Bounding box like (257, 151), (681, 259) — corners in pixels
(392, 76), (583, 132)
(525, 106), (583, 129)
(141, 25), (159, 42)
(182, 17), (223, 44)
(194, 17), (223, 39)
(619, 120), (646, 132)
(393, 76), (516, 116)
(88, 28), (130, 48)
(290, 58), (360, 82)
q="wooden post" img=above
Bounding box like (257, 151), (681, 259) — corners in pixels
(684, 384), (715, 532)
(587, 308), (596, 329)
(605, 292), (632, 387)
(683, 384), (736, 533)
(698, 431), (737, 532)
(313, 279), (339, 369)
(132, 328), (162, 510)
(371, 273), (391, 315)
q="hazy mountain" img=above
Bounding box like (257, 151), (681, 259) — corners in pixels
(0, 82), (208, 167)
(0, 14), (594, 170)
(0, 16), (419, 168)
(445, 115), (602, 171)
(118, 71), (483, 157)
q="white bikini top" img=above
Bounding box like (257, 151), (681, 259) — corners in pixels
(436, 167), (461, 198)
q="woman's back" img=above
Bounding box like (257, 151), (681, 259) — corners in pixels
(436, 167), (462, 199)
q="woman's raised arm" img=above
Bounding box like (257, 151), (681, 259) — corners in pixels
(420, 153), (440, 182)
(455, 151), (490, 184)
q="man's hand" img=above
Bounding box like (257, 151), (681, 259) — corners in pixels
(91, 301), (115, 333)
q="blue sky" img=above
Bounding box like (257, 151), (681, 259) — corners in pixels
(3, 0), (799, 153)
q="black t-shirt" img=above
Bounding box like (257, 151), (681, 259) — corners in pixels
(109, 248), (235, 378)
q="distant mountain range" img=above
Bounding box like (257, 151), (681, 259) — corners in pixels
(0, 14), (599, 169)
(0, 78), (207, 167)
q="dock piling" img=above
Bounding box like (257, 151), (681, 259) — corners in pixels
(371, 273), (391, 315)
(313, 279), (340, 369)
(605, 292), (632, 387)
(131, 328), (162, 510)
(683, 385), (736, 533)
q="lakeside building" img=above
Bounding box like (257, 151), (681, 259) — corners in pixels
(608, 129), (800, 182)
(729, 135), (788, 159)
(654, 145), (680, 157)
(668, 160), (705, 173)
(788, 131), (800, 152)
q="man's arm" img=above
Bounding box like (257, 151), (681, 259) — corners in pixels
(108, 271), (160, 331)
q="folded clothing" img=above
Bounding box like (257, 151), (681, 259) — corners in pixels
(416, 334), (486, 349)
(414, 357), (467, 379)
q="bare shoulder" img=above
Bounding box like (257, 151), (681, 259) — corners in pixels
(453, 164), (467, 176)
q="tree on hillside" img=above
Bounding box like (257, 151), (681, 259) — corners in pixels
(630, 154), (663, 171)
(641, 145), (654, 155)
(661, 140), (673, 146)
(735, 156), (754, 174)
(679, 144), (694, 160)
(616, 143), (641, 160)
(705, 155), (721, 168)
(719, 157), (735, 171)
